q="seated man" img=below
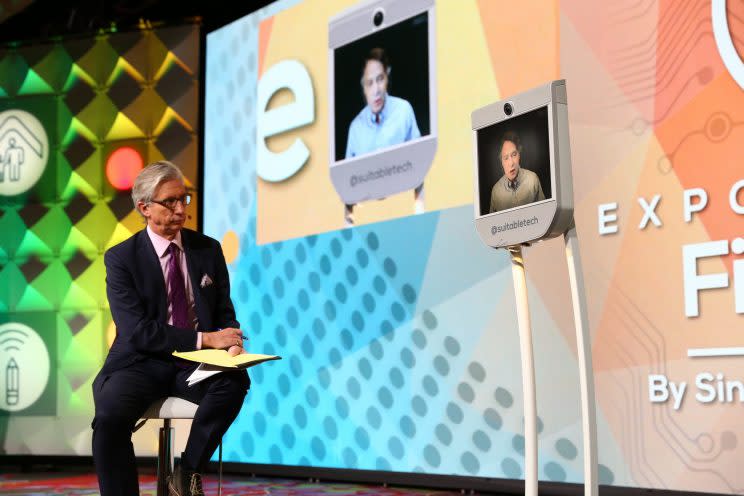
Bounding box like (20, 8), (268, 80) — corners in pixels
(91, 161), (249, 496)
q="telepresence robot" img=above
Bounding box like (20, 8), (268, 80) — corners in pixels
(328, 0), (437, 225)
(471, 80), (598, 496)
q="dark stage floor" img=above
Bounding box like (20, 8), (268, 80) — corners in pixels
(0, 471), (473, 495)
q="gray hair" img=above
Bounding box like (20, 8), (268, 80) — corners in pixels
(132, 161), (184, 217)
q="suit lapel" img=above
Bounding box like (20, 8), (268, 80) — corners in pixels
(137, 230), (168, 322)
(182, 230), (210, 329)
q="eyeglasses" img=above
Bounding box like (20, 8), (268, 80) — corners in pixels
(150, 194), (192, 210)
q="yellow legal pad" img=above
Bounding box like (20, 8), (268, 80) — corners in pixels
(173, 349), (281, 369)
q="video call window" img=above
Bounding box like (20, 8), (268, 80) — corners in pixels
(333, 12), (430, 162)
(476, 106), (552, 216)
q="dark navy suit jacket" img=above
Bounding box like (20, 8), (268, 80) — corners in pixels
(100, 228), (239, 375)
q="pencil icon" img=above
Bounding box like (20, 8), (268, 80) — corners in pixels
(6, 357), (19, 406)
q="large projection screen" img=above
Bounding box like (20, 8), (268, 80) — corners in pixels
(203, 0), (744, 493)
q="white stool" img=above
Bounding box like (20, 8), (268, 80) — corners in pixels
(135, 397), (224, 496)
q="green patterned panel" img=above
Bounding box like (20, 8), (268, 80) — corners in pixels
(0, 24), (200, 456)
(30, 205), (73, 253)
(0, 51), (29, 97)
(18, 69), (55, 95)
(32, 45), (74, 93)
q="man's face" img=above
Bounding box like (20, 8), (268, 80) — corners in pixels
(139, 178), (187, 239)
(362, 59), (388, 114)
(500, 140), (520, 181)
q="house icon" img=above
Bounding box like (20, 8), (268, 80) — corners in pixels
(0, 110), (49, 196)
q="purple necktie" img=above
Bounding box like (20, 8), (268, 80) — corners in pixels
(167, 243), (190, 329)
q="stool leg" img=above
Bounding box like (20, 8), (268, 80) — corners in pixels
(218, 440), (223, 496)
(157, 419), (173, 496)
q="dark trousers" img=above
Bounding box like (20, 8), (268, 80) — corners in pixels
(91, 358), (249, 496)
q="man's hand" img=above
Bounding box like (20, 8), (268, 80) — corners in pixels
(227, 345), (245, 356)
(202, 327), (245, 350)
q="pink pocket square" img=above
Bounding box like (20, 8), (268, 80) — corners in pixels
(200, 274), (213, 288)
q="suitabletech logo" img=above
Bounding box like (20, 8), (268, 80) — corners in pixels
(0, 322), (51, 412)
(0, 109), (49, 196)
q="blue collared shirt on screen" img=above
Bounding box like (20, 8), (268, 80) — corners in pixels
(345, 94), (421, 159)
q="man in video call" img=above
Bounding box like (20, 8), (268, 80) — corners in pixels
(345, 47), (421, 158)
(91, 161), (249, 496)
(489, 130), (546, 213)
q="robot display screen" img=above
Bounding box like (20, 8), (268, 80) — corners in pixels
(333, 12), (430, 162)
(476, 106), (552, 216)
